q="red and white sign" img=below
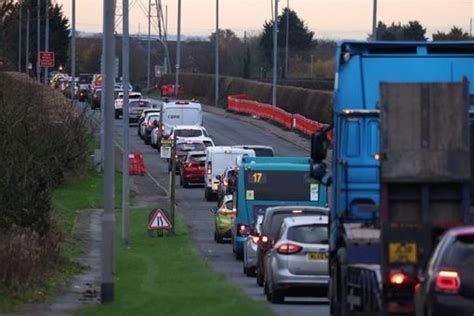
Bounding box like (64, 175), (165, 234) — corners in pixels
(39, 51), (55, 68)
(148, 208), (172, 230)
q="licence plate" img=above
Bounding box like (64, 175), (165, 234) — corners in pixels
(160, 146), (171, 159)
(389, 243), (417, 263)
(306, 252), (328, 261)
(161, 139), (172, 145)
(212, 183), (219, 190)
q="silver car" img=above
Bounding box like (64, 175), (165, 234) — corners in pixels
(243, 215), (263, 277)
(264, 215), (329, 304)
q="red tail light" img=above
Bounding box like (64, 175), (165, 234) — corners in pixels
(435, 271), (460, 294)
(250, 235), (260, 244)
(207, 162), (212, 175)
(223, 178), (228, 186)
(277, 243), (302, 255)
(237, 224), (250, 237)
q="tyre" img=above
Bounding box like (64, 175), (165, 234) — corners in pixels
(234, 250), (243, 260)
(182, 179), (189, 188)
(267, 284), (284, 304)
(256, 257), (264, 286)
(334, 248), (349, 316)
(245, 267), (256, 277)
(205, 188), (212, 201)
(115, 111), (119, 119)
(144, 137), (150, 145)
(179, 176), (183, 187)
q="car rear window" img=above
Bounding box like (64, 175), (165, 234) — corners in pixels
(253, 148), (274, 157)
(266, 212), (319, 239)
(190, 154), (206, 162)
(177, 143), (205, 152)
(440, 234), (474, 267)
(146, 115), (160, 122)
(130, 100), (150, 108)
(175, 129), (202, 137)
(287, 224), (328, 244)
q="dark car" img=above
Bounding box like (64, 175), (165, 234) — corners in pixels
(91, 88), (101, 110)
(77, 89), (89, 102)
(169, 140), (206, 173)
(179, 151), (206, 187)
(415, 226), (474, 316)
(255, 206), (329, 287)
(217, 167), (238, 205)
(137, 109), (160, 137)
(128, 99), (151, 124)
(143, 115), (160, 145)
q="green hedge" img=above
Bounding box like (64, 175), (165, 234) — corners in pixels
(158, 73), (333, 124)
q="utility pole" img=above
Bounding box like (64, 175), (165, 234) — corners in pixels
(284, 0), (289, 79)
(372, 0), (377, 40)
(18, 2), (22, 72)
(37, 0), (41, 82)
(122, 0), (130, 245)
(272, 0), (278, 107)
(147, 0), (151, 90)
(174, 0), (181, 96)
(215, 0), (219, 107)
(25, 7), (30, 74)
(169, 141), (176, 234)
(71, 0), (76, 101)
(470, 18), (473, 38)
(101, 0), (116, 304)
(44, 0), (49, 84)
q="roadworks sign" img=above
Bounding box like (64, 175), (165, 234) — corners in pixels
(148, 208), (172, 230)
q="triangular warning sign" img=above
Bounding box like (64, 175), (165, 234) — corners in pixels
(148, 208), (172, 230)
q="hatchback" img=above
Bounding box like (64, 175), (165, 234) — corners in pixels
(180, 151), (206, 187)
(243, 214), (264, 277)
(415, 226), (474, 316)
(213, 195), (236, 243)
(264, 215), (329, 304)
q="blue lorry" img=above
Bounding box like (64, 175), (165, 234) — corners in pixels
(310, 41), (474, 314)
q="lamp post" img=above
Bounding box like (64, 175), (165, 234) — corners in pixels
(122, 0), (130, 246)
(174, 0), (181, 96)
(71, 0), (76, 101)
(215, 0), (219, 107)
(284, 0), (289, 78)
(272, 0), (278, 106)
(372, 0), (378, 40)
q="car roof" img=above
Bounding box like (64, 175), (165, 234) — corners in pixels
(233, 145), (274, 150)
(176, 138), (205, 144)
(446, 225), (474, 237)
(262, 206), (330, 228)
(282, 215), (328, 227)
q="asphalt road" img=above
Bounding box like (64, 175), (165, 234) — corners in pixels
(86, 101), (330, 316)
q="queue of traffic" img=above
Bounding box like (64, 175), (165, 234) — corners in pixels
(126, 96), (332, 304)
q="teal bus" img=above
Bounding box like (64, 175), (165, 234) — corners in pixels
(232, 156), (329, 259)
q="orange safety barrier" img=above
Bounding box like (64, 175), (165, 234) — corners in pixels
(228, 95), (332, 142)
(161, 84), (184, 97)
(129, 151), (146, 176)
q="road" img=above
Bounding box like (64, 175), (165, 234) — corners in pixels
(86, 101), (330, 316)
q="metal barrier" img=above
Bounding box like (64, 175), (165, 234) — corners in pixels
(160, 84), (184, 97)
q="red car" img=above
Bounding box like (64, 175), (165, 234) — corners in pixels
(179, 151), (206, 187)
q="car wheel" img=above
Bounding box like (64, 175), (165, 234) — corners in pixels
(246, 267), (256, 277)
(115, 111), (119, 119)
(205, 188), (212, 201)
(268, 287), (284, 304)
(144, 137), (150, 145)
(234, 250), (243, 260)
(256, 264), (264, 287)
(179, 176), (183, 187)
(182, 179), (189, 188)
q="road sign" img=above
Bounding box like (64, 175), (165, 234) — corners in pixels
(148, 208), (172, 230)
(39, 51), (55, 67)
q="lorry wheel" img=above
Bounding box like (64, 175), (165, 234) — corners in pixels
(205, 188), (212, 201)
(337, 248), (349, 316)
(256, 267), (264, 287)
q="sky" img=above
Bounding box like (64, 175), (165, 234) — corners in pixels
(55, 0), (474, 40)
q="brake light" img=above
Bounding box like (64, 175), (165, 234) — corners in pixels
(223, 178), (228, 186)
(237, 224), (250, 237)
(231, 208), (236, 216)
(435, 271), (460, 294)
(261, 235), (269, 243)
(207, 163), (212, 175)
(250, 235), (260, 244)
(217, 209), (228, 216)
(277, 243), (302, 255)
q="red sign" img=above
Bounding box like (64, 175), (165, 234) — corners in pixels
(148, 208), (172, 230)
(39, 51), (55, 68)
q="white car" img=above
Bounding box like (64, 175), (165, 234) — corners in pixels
(115, 91), (143, 119)
(170, 125), (209, 141)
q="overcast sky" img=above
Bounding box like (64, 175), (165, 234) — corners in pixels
(56, 0), (473, 40)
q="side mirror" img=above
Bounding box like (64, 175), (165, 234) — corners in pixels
(211, 207), (218, 214)
(216, 175), (221, 181)
(311, 132), (329, 163)
(310, 162), (327, 180)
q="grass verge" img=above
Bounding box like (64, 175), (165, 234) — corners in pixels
(0, 162), (122, 313)
(79, 208), (276, 316)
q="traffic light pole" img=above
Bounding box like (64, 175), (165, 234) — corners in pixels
(169, 141), (176, 235)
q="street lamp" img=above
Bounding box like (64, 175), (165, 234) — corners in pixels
(215, 0), (219, 107)
(372, 0), (378, 40)
(272, 0), (278, 106)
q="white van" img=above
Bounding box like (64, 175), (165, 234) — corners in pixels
(158, 100), (203, 150)
(204, 147), (255, 201)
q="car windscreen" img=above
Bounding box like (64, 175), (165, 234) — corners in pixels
(287, 224), (328, 244)
(440, 235), (474, 268)
(175, 129), (202, 137)
(253, 148), (274, 157)
(177, 143), (205, 152)
(244, 170), (321, 201)
(130, 94), (141, 99)
(130, 100), (150, 108)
